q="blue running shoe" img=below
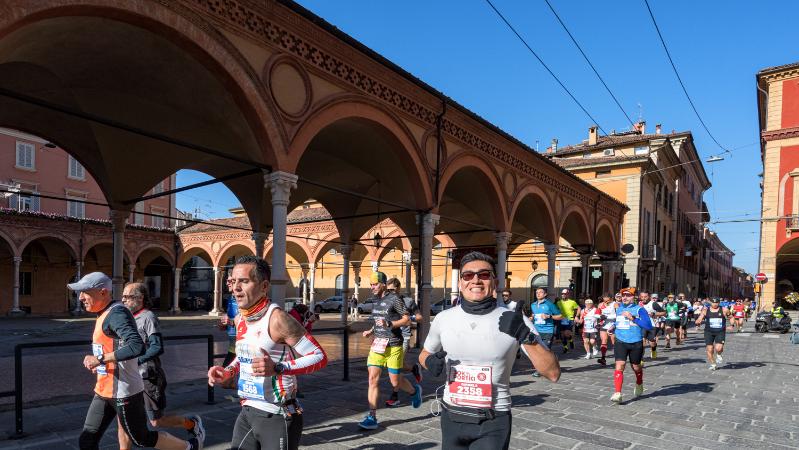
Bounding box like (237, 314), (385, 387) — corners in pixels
(358, 414), (378, 430)
(411, 384), (423, 408)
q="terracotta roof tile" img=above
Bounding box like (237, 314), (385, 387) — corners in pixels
(554, 130), (690, 156)
(553, 155), (649, 168)
(179, 207), (333, 234)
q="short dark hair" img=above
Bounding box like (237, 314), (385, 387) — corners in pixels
(536, 287), (548, 293)
(459, 251), (496, 274)
(386, 277), (401, 290)
(124, 281), (150, 308)
(234, 255), (271, 283)
(502, 289), (512, 295)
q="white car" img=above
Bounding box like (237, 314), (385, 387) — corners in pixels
(314, 296), (344, 313)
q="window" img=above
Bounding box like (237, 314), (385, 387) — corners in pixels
(582, 151), (591, 159)
(596, 170), (611, 177)
(67, 197), (85, 218)
(634, 146), (649, 155)
(151, 207), (166, 228)
(68, 156), (85, 180)
(19, 271), (32, 296)
(133, 202), (144, 225)
(10, 191), (40, 212)
(15, 141), (35, 169)
(152, 180), (165, 195)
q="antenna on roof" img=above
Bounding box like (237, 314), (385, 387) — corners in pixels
(637, 103), (643, 122)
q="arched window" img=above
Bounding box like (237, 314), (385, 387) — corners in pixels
(529, 274), (548, 299)
(335, 274), (343, 296)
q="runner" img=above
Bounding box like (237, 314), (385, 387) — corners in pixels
(500, 288), (517, 312)
(118, 282), (205, 450)
(611, 287), (653, 403)
(419, 251), (560, 449)
(358, 271), (422, 429)
(639, 291), (664, 360)
(663, 294), (683, 348)
(730, 298), (746, 332)
(521, 287), (562, 377)
(220, 273), (239, 366)
(556, 289), (581, 353)
(678, 293), (692, 339)
(694, 298), (731, 370)
(577, 299), (601, 359)
(597, 295), (617, 365)
(207, 256), (328, 450)
(384, 277), (423, 408)
(71, 272), (202, 450)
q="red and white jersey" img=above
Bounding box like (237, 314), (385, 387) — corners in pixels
(599, 302), (617, 330)
(580, 307), (602, 332)
(732, 303), (746, 318)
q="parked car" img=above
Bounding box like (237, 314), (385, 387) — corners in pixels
(357, 298), (377, 314)
(314, 296), (344, 313)
(283, 297), (303, 311)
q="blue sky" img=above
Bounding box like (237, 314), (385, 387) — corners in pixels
(177, 0), (799, 274)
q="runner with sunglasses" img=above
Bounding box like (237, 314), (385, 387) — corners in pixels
(611, 287), (653, 404)
(420, 251), (560, 449)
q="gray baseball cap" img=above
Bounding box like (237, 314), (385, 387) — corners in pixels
(68, 272), (112, 292)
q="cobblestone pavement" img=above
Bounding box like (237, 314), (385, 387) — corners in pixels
(1, 318), (798, 449)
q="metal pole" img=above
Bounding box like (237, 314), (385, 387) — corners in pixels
(342, 325), (350, 381)
(206, 336), (215, 404)
(13, 344), (24, 438)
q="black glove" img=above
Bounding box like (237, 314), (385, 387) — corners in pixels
(499, 310), (529, 343)
(424, 350), (448, 377)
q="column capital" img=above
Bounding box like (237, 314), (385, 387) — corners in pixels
(495, 232), (512, 250)
(174, 267), (182, 274)
(265, 171), (298, 206)
(251, 231), (268, 241)
(416, 213), (440, 236)
(109, 209), (130, 227)
(13, 256), (22, 263)
(544, 243), (559, 256)
(308, 262), (316, 271)
(339, 244), (352, 258)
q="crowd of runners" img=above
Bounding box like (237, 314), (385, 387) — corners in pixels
(69, 252), (764, 450)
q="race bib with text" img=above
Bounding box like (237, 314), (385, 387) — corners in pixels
(448, 364), (493, 408)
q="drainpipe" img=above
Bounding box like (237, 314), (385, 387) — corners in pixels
(433, 99), (447, 208)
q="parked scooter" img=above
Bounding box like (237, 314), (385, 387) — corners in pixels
(755, 311), (792, 333)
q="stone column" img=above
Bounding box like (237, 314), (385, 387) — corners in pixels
(210, 266), (222, 315)
(403, 251), (413, 297)
(128, 264), (136, 283)
(339, 244), (351, 324)
(450, 266), (459, 303)
(417, 213), (440, 344)
(171, 267), (181, 314)
(9, 256), (24, 316)
(580, 254), (591, 298)
(495, 232), (512, 290)
(351, 262), (361, 301)
(545, 244), (558, 301)
(308, 263), (316, 309)
(265, 171), (298, 307)
(252, 232), (267, 259)
(109, 210), (129, 302)
(70, 260), (84, 315)
(301, 265), (309, 304)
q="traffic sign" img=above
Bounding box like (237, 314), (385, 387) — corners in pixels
(755, 273), (767, 282)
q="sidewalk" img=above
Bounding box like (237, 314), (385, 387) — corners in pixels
(2, 318), (799, 449)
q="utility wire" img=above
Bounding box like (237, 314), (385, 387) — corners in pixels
(483, 0), (611, 137)
(543, 0), (636, 129)
(642, 0), (728, 153)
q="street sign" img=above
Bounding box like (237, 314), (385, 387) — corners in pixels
(755, 273), (767, 282)
(591, 269), (602, 279)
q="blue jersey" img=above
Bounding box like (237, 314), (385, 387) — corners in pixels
(226, 295), (238, 338)
(614, 303), (653, 344)
(527, 300), (561, 334)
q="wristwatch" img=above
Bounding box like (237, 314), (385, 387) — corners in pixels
(96, 353), (105, 363)
(273, 362), (285, 375)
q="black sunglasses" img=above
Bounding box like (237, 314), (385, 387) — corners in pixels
(461, 270), (493, 281)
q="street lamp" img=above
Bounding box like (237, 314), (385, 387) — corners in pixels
(373, 232), (382, 249)
(531, 260), (539, 271)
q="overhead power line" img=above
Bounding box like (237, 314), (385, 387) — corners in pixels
(642, 0), (728, 154)
(483, 0), (612, 137)
(542, 0), (636, 129)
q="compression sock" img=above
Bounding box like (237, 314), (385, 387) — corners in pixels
(600, 345), (607, 357)
(613, 370), (623, 392)
(634, 368), (643, 385)
(369, 409), (377, 419)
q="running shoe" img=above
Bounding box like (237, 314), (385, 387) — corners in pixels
(569, 340), (575, 350)
(633, 384), (644, 397)
(709, 364), (717, 371)
(188, 437), (202, 450)
(610, 392), (622, 403)
(715, 354), (723, 366)
(188, 414), (205, 448)
(358, 414), (379, 430)
(411, 384), (423, 408)
(531, 370), (541, 378)
(584, 353), (591, 359)
(412, 363), (423, 384)
(665, 343), (671, 349)
(597, 357), (606, 366)
(592, 349), (600, 358)
(385, 395), (401, 408)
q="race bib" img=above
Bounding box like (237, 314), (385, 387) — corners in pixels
(734, 311), (744, 318)
(560, 319), (571, 325)
(370, 337), (389, 354)
(448, 364), (493, 408)
(668, 312), (678, 320)
(616, 316), (631, 330)
(709, 318), (723, 329)
(604, 311), (616, 320)
(237, 357), (265, 401)
(92, 343), (107, 376)
(584, 318), (597, 332)
(534, 313), (546, 325)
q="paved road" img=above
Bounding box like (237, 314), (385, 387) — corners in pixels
(1, 318), (798, 449)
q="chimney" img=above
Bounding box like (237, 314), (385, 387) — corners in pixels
(551, 138), (558, 153)
(588, 125), (598, 145)
(655, 124), (662, 134)
(634, 120), (646, 134)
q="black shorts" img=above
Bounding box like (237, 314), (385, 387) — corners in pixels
(613, 340), (644, 364)
(79, 392), (159, 449)
(704, 331), (726, 345)
(643, 328), (659, 341)
(143, 368), (167, 420)
(582, 331), (598, 340)
(441, 407), (512, 450)
(666, 320), (681, 329)
(231, 405), (303, 450)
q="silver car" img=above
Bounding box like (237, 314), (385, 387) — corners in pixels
(314, 296), (344, 313)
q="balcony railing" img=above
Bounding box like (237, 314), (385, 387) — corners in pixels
(787, 215), (799, 230)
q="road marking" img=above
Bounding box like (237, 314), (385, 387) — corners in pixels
(737, 333), (751, 337)
(762, 335), (780, 339)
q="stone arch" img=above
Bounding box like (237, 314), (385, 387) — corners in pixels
(558, 205), (592, 248)
(595, 219), (618, 254)
(215, 242), (256, 268)
(17, 232), (77, 261)
(509, 183), (558, 245)
(133, 244), (175, 269)
(0, 1), (282, 210)
(178, 244), (214, 268)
